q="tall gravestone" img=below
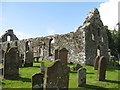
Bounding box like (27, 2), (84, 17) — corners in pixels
(24, 41), (34, 67)
(98, 56), (107, 81)
(58, 48), (68, 63)
(40, 62), (45, 74)
(55, 49), (58, 60)
(78, 68), (86, 87)
(24, 50), (34, 67)
(44, 59), (70, 88)
(4, 47), (19, 79)
(32, 73), (44, 90)
(94, 56), (100, 70)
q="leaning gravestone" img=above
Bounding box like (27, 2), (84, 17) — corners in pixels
(4, 47), (19, 79)
(94, 56), (100, 70)
(58, 48), (68, 63)
(32, 73), (44, 90)
(24, 50), (34, 67)
(98, 56), (107, 81)
(44, 59), (70, 88)
(78, 68), (86, 87)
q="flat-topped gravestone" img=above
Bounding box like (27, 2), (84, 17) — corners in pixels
(94, 56), (100, 70)
(58, 48), (68, 63)
(78, 68), (86, 87)
(44, 59), (70, 89)
(32, 73), (44, 90)
(4, 47), (19, 79)
(98, 56), (107, 81)
(24, 50), (34, 67)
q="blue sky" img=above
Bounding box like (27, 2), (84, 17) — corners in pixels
(0, 0), (119, 40)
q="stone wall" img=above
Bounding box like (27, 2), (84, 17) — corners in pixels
(1, 8), (109, 65)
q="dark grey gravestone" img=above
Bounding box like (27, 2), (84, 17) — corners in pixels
(4, 47), (19, 79)
(58, 48), (68, 64)
(24, 50), (34, 67)
(78, 68), (86, 87)
(32, 73), (44, 90)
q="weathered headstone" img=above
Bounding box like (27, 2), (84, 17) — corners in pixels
(24, 50), (34, 67)
(40, 62), (45, 74)
(98, 56), (107, 81)
(58, 48), (68, 63)
(4, 47), (19, 79)
(44, 59), (70, 88)
(78, 68), (86, 87)
(32, 73), (44, 90)
(94, 56), (100, 70)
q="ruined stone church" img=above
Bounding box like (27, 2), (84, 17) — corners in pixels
(0, 8), (109, 65)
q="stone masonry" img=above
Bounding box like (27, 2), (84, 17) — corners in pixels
(0, 8), (109, 65)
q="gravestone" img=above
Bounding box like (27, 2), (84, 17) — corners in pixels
(32, 73), (44, 90)
(4, 47), (19, 79)
(24, 50), (34, 67)
(94, 56), (100, 70)
(78, 68), (86, 87)
(40, 62), (45, 74)
(44, 59), (70, 88)
(55, 49), (58, 60)
(98, 56), (107, 81)
(58, 48), (68, 63)
(19, 54), (24, 67)
(73, 64), (82, 71)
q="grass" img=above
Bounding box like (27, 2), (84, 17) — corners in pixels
(1, 60), (120, 89)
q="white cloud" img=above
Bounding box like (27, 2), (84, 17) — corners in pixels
(14, 31), (32, 40)
(47, 29), (55, 35)
(99, 0), (120, 30)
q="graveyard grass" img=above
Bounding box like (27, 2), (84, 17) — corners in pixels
(1, 60), (120, 89)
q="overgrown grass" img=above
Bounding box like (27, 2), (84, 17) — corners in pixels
(1, 60), (120, 89)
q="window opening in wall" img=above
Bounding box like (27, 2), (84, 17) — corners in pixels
(92, 34), (95, 40)
(98, 28), (100, 36)
(7, 35), (11, 41)
(49, 38), (53, 56)
(97, 46), (100, 56)
(101, 37), (104, 42)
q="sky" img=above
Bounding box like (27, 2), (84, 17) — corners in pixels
(0, 0), (119, 40)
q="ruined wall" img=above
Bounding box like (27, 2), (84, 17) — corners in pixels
(1, 30), (86, 64)
(83, 8), (109, 65)
(1, 8), (109, 65)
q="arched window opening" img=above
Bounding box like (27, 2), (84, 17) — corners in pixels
(92, 34), (95, 40)
(97, 45), (101, 56)
(7, 35), (11, 41)
(101, 37), (104, 42)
